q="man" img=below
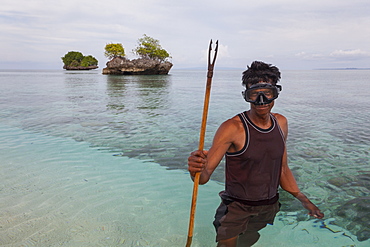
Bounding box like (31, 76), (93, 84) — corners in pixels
(188, 61), (324, 247)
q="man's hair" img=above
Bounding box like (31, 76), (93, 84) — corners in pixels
(242, 61), (281, 88)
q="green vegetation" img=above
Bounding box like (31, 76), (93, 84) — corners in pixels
(62, 51), (98, 67)
(133, 34), (170, 62)
(81, 55), (98, 67)
(104, 43), (125, 59)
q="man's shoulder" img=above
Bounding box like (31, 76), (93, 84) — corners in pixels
(272, 112), (288, 137)
(225, 114), (242, 125)
(220, 115), (243, 131)
(272, 112), (287, 123)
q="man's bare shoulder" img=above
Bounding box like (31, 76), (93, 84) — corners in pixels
(272, 112), (288, 125)
(213, 115), (245, 149)
(272, 112), (288, 137)
(223, 115), (242, 127)
(217, 115), (243, 134)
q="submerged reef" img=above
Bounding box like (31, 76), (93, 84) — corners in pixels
(329, 172), (370, 241)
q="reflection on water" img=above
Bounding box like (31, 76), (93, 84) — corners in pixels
(106, 74), (171, 113)
(106, 75), (129, 113)
(135, 75), (171, 112)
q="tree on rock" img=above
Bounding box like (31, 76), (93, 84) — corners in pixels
(62, 51), (98, 70)
(104, 43), (125, 59)
(133, 34), (170, 62)
(81, 55), (98, 67)
(62, 51), (84, 67)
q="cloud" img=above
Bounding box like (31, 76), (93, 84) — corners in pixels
(295, 52), (325, 60)
(295, 49), (370, 62)
(330, 49), (370, 59)
(1, 0), (370, 69)
(200, 43), (230, 63)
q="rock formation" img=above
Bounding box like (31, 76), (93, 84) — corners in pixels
(102, 57), (172, 75)
(63, 65), (98, 70)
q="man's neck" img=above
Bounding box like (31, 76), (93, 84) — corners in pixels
(247, 110), (272, 129)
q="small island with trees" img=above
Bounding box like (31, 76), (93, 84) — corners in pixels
(61, 51), (98, 70)
(102, 34), (173, 75)
(61, 34), (172, 75)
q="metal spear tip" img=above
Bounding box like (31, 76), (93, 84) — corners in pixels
(207, 39), (219, 77)
(208, 39), (219, 68)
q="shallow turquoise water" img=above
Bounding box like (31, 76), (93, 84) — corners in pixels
(0, 69), (369, 246)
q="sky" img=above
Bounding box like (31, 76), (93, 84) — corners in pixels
(1, 0), (370, 70)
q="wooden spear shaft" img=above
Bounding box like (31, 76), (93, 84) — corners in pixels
(186, 40), (218, 247)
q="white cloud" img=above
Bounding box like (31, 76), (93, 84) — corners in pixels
(295, 49), (370, 63)
(330, 49), (370, 59)
(200, 42), (230, 63)
(295, 52), (325, 60)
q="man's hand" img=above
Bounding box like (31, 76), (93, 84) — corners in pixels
(187, 150), (208, 177)
(295, 192), (324, 219)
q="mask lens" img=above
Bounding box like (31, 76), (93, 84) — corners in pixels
(246, 88), (275, 101)
(243, 83), (281, 104)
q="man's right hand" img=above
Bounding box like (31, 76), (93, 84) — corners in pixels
(187, 150), (208, 177)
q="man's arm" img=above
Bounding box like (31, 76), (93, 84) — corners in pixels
(280, 149), (324, 218)
(188, 117), (240, 184)
(275, 113), (324, 219)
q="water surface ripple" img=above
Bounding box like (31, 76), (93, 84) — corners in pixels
(0, 69), (369, 246)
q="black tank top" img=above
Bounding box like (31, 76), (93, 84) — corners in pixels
(222, 111), (285, 206)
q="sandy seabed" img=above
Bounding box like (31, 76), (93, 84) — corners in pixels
(0, 125), (368, 247)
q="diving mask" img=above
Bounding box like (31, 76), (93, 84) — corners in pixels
(242, 83), (282, 105)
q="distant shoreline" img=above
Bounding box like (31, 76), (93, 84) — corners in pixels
(175, 67), (370, 71)
(314, 68), (370, 70)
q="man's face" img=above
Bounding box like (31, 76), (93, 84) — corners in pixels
(247, 81), (276, 114)
(250, 97), (275, 114)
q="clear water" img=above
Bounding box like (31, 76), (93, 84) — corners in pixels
(0, 69), (369, 246)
